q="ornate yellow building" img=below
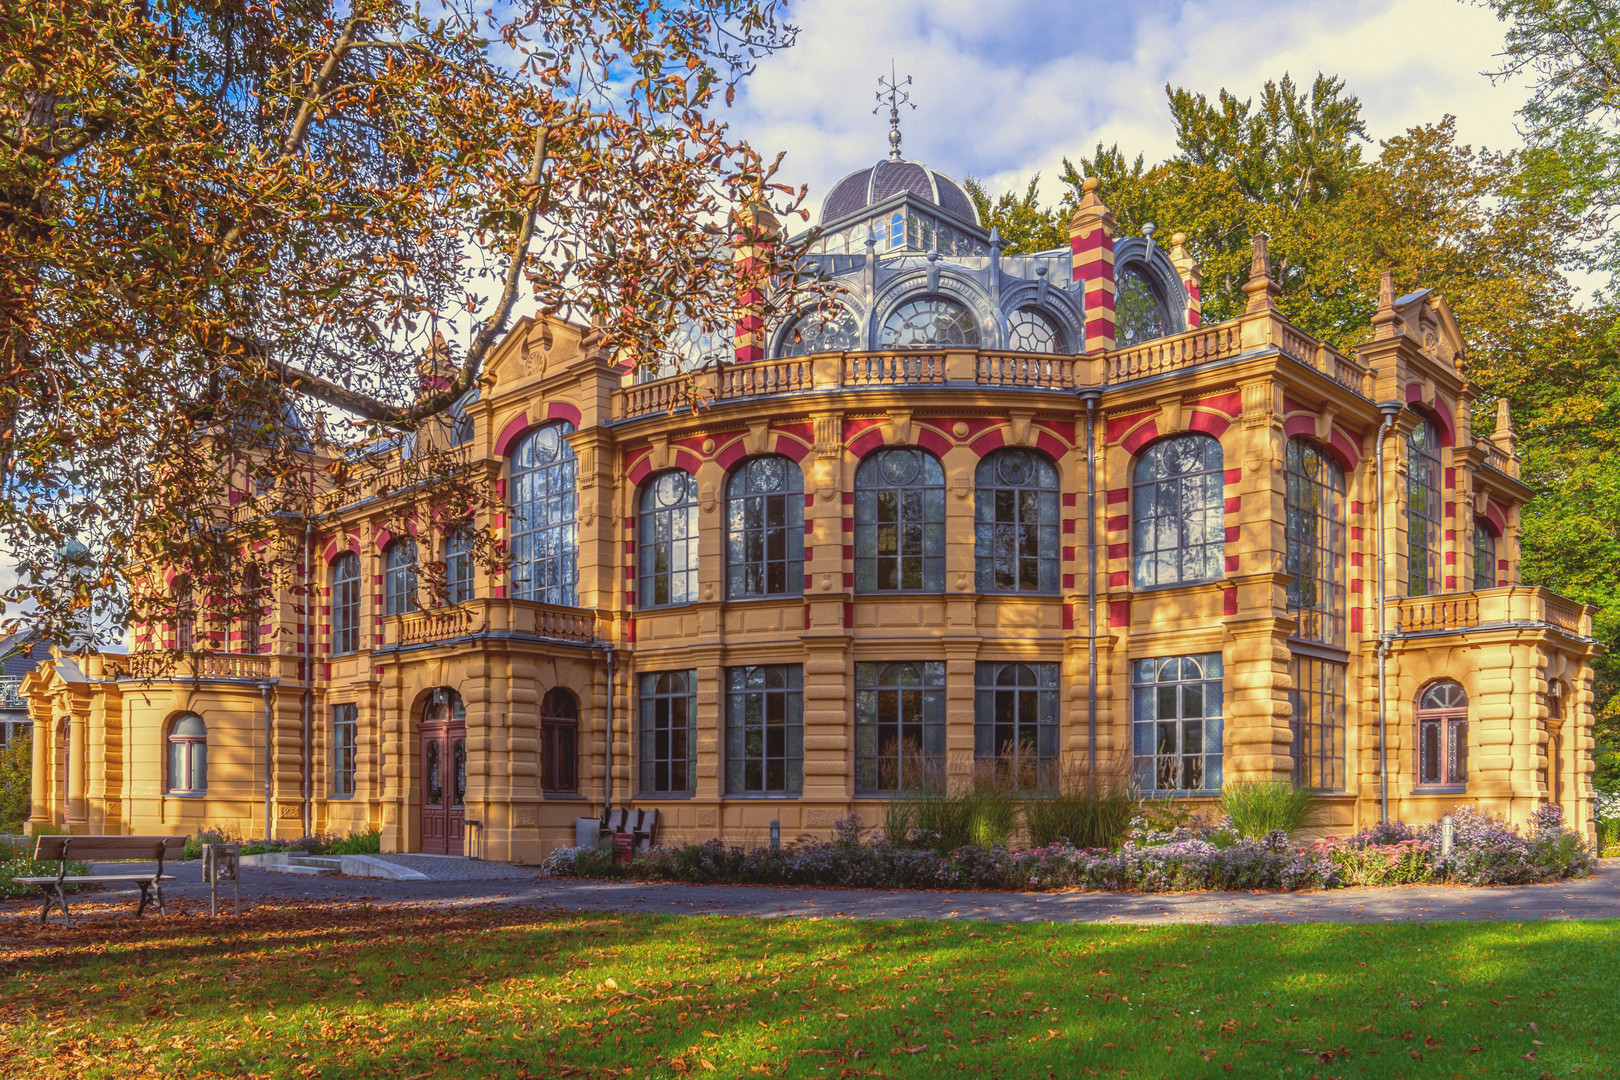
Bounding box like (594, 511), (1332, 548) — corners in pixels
(24, 153), (1601, 859)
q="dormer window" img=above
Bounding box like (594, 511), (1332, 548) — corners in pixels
(1116, 266), (1168, 346)
(881, 298), (979, 349)
(1007, 308), (1062, 354)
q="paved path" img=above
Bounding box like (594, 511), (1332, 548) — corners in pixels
(6, 857), (1617, 926)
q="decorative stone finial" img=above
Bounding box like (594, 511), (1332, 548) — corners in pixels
(874, 63), (915, 162)
(1371, 269), (1401, 340)
(1241, 233), (1282, 314)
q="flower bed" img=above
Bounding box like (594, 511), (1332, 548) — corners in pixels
(541, 805), (1595, 893)
(180, 827), (381, 861)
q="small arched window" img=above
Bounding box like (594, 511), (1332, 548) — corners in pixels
(889, 211), (904, 250)
(445, 529), (474, 605)
(974, 449), (1060, 594)
(854, 448), (946, 592)
(880, 298), (980, 348)
(384, 540), (418, 615)
(167, 714), (207, 795)
(1473, 518), (1498, 591)
(1006, 308), (1062, 353)
(726, 456), (804, 598)
(1417, 681), (1468, 787)
(1285, 439), (1346, 644)
(1132, 434), (1225, 588)
(239, 563), (262, 654)
(540, 687), (578, 794)
(332, 553), (361, 655)
(1115, 266), (1168, 346)
(779, 305), (861, 357)
(510, 421), (578, 605)
(1407, 418), (1443, 597)
(638, 470), (700, 607)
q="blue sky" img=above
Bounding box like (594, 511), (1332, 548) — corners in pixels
(727, 0), (1526, 218)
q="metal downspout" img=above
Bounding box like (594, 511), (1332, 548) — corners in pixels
(260, 683), (273, 841)
(1081, 390), (1102, 777)
(303, 522), (312, 837)
(602, 643), (615, 818)
(1375, 403), (1404, 824)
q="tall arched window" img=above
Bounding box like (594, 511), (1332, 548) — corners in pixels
(854, 448), (945, 592)
(173, 578), (195, 653)
(1473, 518), (1497, 591)
(167, 714), (207, 794)
(1115, 266), (1168, 346)
(974, 662), (1059, 789)
(638, 470), (700, 607)
(726, 456), (804, 598)
(779, 305), (861, 357)
(640, 670), (696, 795)
(974, 449), (1060, 594)
(510, 422), (578, 606)
(1407, 418), (1443, 597)
(445, 529), (474, 604)
(540, 687), (578, 794)
(1417, 681), (1467, 787)
(1006, 308), (1062, 353)
(855, 660), (946, 794)
(1285, 439), (1346, 644)
(331, 553), (360, 655)
(384, 540), (418, 615)
(239, 563), (262, 654)
(880, 298), (980, 348)
(1131, 434), (1225, 588)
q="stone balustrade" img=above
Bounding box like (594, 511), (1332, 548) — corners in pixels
(383, 598), (602, 648)
(1393, 586), (1592, 637)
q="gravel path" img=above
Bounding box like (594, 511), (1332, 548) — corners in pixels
(4, 857), (1617, 927)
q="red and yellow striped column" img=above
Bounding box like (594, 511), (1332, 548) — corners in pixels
(1068, 177), (1117, 352)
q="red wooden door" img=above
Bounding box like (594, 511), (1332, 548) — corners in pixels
(419, 689), (466, 855)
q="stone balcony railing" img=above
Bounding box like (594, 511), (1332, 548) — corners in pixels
(124, 651), (280, 681)
(383, 597), (602, 649)
(614, 308), (1373, 420)
(1393, 586), (1591, 638)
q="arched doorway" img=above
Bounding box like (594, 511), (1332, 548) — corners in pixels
(419, 688), (466, 854)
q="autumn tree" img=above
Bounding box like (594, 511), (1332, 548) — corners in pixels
(1, 0), (822, 647)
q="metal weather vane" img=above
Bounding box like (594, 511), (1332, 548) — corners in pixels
(874, 63), (915, 161)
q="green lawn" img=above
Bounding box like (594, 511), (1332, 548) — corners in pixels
(1, 904), (1615, 1078)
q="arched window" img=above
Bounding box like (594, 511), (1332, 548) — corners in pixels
(331, 552), (361, 655)
(540, 687), (578, 794)
(779, 305), (861, 357)
(173, 578), (195, 653)
(1006, 308), (1062, 353)
(167, 714), (207, 795)
(1115, 266), (1168, 346)
(855, 661), (946, 794)
(640, 670), (696, 795)
(384, 540), (418, 615)
(725, 664), (804, 795)
(1131, 434), (1225, 588)
(974, 662), (1059, 789)
(239, 563), (262, 654)
(638, 470), (700, 608)
(1473, 518), (1497, 591)
(1285, 439), (1346, 644)
(974, 449), (1059, 594)
(880, 297), (981, 348)
(1417, 681), (1467, 787)
(726, 456), (804, 598)
(332, 703), (358, 797)
(445, 528), (474, 604)
(510, 421), (578, 606)
(854, 448), (945, 592)
(1133, 654), (1223, 794)
(888, 211), (904, 250)
(1407, 418), (1442, 596)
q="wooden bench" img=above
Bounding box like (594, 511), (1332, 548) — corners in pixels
(602, 808), (660, 854)
(16, 835), (186, 926)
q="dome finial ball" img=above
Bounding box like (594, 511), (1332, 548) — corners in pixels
(1082, 176), (1099, 194)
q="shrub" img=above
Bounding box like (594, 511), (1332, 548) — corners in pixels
(1306, 837), (1433, 886)
(1221, 780), (1317, 838)
(1, 834), (91, 900)
(323, 828), (382, 856)
(1023, 759), (1137, 850)
(885, 767), (1022, 852)
(183, 826), (383, 859)
(1595, 790), (1619, 855)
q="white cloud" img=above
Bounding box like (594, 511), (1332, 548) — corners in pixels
(729, 0), (1524, 219)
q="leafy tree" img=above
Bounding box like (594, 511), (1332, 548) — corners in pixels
(0, 733), (29, 831)
(962, 175), (1069, 255)
(1, 0), (821, 645)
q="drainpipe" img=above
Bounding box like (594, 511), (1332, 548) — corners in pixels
(303, 522), (313, 837)
(1374, 402), (1405, 824)
(260, 682), (273, 842)
(601, 643), (615, 818)
(1081, 389), (1102, 778)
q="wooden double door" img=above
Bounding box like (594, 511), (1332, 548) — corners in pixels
(419, 688), (467, 855)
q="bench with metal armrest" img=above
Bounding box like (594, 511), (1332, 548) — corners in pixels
(15, 835), (186, 926)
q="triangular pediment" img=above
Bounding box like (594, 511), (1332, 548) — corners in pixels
(484, 314), (592, 391)
(1394, 289), (1466, 373)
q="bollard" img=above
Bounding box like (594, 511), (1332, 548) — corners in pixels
(770, 819), (781, 852)
(1440, 814), (1454, 859)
